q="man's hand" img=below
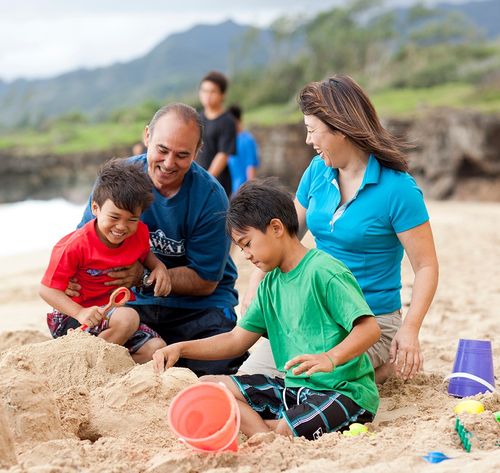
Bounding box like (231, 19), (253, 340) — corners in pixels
(152, 344), (182, 374)
(105, 261), (143, 288)
(284, 353), (335, 376)
(76, 306), (104, 329)
(65, 278), (82, 298)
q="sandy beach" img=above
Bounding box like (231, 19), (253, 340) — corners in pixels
(0, 200), (499, 472)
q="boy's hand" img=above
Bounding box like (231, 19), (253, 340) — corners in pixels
(149, 264), (172, 297)
(285, 353), (336, 376)
(152, 345), (182, 374)
(76, 306), (104, 328)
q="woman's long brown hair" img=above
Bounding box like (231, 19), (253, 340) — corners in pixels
(298, 75), (409, 172)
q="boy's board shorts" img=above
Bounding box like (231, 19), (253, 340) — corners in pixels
(239, 310), (402, 377)
(47, 308), (161, 354)
(231, 374), (374, 441)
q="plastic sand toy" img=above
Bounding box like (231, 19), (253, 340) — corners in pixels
(453, 399), (485, 415)
(342, 423), (369, 437)
(455, 417), (473, 452)
(422, 451), (451, 464)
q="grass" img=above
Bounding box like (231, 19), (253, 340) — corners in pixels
(1, 82), (499, 154)
(0, 121), (145, 156)
(372, 83), (500, 117)
(244, 103), (303, 127)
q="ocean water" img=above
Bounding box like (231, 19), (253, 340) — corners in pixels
(0, 199), (86, 257)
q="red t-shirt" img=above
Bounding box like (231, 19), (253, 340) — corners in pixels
(42, 220), (150, 307)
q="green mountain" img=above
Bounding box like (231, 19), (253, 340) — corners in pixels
(0, 20), (272, 129)
(0, 1), (496, 130)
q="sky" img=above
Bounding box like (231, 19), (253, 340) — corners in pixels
(0, 0), (479, 82)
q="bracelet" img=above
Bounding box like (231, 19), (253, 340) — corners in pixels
(324, 352), (336, 371)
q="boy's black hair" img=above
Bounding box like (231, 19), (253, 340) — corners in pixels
(201, 70), (229, 94)
(227, 104), (242, 121)
(226, 178), (299, 236)
(92, 158), (153, 213)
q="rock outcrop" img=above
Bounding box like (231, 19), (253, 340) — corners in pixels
(1, 110), (499, 203)
(252, 109), (500, 200)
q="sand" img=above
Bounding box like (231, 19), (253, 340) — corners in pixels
(0, 200), (499, 472)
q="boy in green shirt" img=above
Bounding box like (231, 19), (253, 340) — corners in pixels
(153, 179), (380, 440)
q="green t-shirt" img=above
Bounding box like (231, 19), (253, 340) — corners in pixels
(239, 249), (379, 414)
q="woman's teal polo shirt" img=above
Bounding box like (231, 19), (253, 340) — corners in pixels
(296, 154), (429, 315)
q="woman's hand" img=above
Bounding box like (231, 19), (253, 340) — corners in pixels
(390, 324), (423, 381)
(284, 353), (335, 376)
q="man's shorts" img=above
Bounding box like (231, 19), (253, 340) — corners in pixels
(46, 308), (161, 354)
(231, 374), (374, 441)
(239, 310), (402, 376)
(131, 304), (248, 376)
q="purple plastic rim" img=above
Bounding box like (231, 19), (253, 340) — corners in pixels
(448, 339), (495, 398)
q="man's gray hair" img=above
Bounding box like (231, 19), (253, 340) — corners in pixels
(148, 103), (203, 151)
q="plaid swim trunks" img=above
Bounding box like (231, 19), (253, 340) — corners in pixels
(231, 374), (374, 440)
(47, 308), (161, 353)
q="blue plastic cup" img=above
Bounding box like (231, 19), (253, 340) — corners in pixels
(446, 339), (496, 398)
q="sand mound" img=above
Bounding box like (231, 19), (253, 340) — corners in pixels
(0, 403), (17, 468)
(0, 329), (50, 353)
(0, 332), (199, 471)
(0, 330), (135, 393)
(0, 363), (65, 446)
(86, 363), (198, 445)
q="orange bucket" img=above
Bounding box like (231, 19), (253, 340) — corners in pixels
(168, 382), (240, 452)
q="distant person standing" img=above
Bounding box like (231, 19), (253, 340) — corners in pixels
(227, 104), (260, 195)
(197, 71), (237, 197)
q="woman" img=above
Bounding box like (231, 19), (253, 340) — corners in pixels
(239, 75), (438, 383)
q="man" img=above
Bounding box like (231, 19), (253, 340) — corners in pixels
(70, 103), (246, 375)
(196, 71), (236, 197)
(227, 104), (260, 195)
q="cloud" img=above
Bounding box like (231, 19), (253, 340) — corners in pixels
(0, 0), (474, 81)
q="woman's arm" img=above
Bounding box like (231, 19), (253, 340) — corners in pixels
(393, 221), (439, 380)
(295, 198), (308, 240)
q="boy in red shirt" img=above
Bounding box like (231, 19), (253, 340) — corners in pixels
(40, 159), (170, 363)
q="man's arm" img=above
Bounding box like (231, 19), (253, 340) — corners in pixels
(103, 262), (217, 296)
(168, 266), (217, 296)
(153, 326), (262, 373)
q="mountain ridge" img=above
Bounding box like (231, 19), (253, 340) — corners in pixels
(0, 1), (497, 129)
